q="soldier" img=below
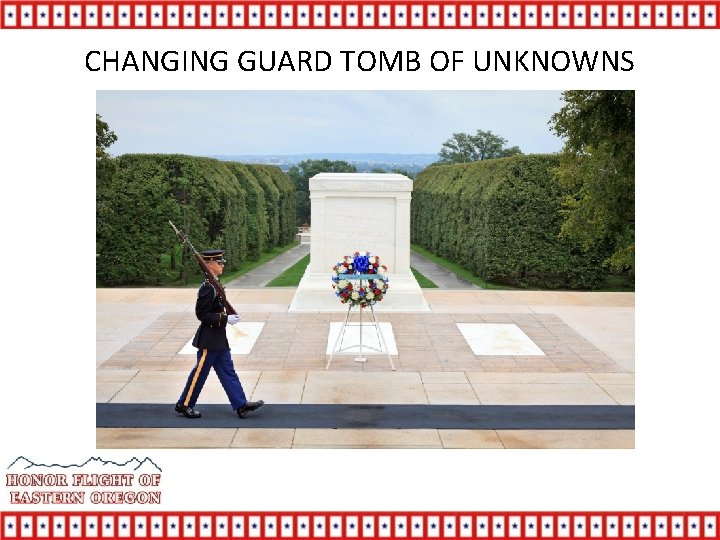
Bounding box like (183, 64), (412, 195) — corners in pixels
(175, 249), (264, 419)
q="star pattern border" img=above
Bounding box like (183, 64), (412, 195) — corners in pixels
(1, 511), (719, 539)
(1, 0), (718, 29)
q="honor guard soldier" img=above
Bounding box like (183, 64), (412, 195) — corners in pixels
(175, 249), (264, 419)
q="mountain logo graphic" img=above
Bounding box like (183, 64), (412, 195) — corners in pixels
(7, 456), (162, 472)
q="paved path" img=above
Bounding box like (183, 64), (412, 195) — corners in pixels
(226, 244), (479, 289)
(410, 252), (480, 289)
(225, 244), (310, 288)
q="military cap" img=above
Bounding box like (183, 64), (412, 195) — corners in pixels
(200, 250), (226, 263)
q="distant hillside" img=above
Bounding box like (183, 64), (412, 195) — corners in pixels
(211, 153), (440, 175)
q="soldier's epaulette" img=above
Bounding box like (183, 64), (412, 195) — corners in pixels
(199, 279), (217, 297)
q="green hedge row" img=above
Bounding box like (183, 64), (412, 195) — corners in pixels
(96, 154), (295, 285)
(411, 155), (610, 289)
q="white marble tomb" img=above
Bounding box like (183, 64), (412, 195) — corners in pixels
(289, 173), (429, 312)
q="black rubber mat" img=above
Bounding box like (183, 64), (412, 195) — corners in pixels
(96, 403), (634, 430)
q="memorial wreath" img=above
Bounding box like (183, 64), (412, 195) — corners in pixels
(331, 251), (389, 308)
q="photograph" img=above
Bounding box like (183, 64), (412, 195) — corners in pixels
(95, 90), (635, 451)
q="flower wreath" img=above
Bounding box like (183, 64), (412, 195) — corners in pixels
(331, 251), (389, 308)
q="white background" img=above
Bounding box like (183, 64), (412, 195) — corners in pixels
(1, 26), (718, 512)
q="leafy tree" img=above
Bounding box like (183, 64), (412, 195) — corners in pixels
(96, 114), (117, 159)
(549, 90), (635, 273)
(438, 132), (476, 163)
(287, 159), (357, 225)
(96, 114), (118, 221)
(438, 130), (522, 163)
(499, 145), (522, 158)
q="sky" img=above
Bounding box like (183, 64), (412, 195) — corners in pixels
(96, 90), (566, 157)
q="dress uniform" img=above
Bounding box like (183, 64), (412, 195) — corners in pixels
(175, 249), (264, 419)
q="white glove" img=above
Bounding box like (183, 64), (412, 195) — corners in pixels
(228, 314), (241, 325)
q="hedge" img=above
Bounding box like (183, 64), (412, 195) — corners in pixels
(411, 155), (610, 289)
(263, 165), (297, 245)
(225, 163), (269, 259)
(243, 165), (281, 249)
(96, 154), (295, 285)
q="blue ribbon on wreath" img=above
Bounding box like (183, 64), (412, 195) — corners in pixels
(353, 254), (370, 274)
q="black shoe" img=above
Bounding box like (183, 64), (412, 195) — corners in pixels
(175, 403), (201, 418)
(237, 400), (265, 418)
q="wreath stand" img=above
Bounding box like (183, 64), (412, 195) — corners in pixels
(326, 275), (396, 371)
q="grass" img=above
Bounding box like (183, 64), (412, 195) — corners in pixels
(411, 267), (438, 288)
(410, 243), (514, 289)
(266, 254), (439, 288)
(266, 254), (310, 287)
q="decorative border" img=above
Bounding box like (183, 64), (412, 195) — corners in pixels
(1, 0), (718, 29)
(1, 512), (719, 539)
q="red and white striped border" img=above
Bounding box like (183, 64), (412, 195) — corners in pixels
(1, 512), (719, 539)
(1, 0), (718, 28)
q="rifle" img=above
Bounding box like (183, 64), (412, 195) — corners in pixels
(169, 220), (237, 316)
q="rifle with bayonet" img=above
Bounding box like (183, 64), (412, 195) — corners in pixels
(169, 220), (237, 316)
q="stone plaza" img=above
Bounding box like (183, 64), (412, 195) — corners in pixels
(97, 285), (633, 449)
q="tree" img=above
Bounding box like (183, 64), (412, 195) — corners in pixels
(549, 90), (635, 273)
(287, 159), (357, 226)
(499, 145), (522, 158)
(438, 130), (522, 163)
(438, 132), (477, 163)
(96, 114), (118, 191)
(96, 114), (117, 159)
